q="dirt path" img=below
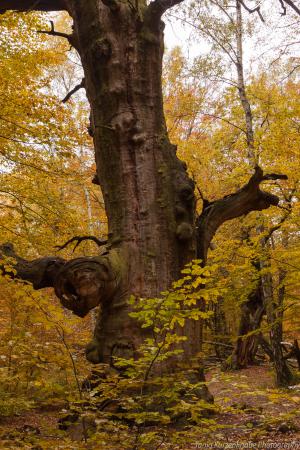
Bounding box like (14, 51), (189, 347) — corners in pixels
(199, 365), (300, 449)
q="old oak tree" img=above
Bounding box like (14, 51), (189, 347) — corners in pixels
(0, 0), (289, 392)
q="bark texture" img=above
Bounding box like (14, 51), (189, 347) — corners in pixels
(0, 243), (121, 317)
(66, 0), (197, 365)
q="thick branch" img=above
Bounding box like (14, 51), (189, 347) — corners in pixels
(0, 243), (65, 289)
(0, 243), (119, 318)
(146, 0), (184, 22)
(196, 166), (288, 263)
(0, 0), (66, 13)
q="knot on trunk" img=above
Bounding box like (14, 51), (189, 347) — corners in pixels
(91, 38), (112, 60)
(172, 163), (196, 243)
(54, 257), (119, 317)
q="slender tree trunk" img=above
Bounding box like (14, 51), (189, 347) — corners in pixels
(235, 0), (255, 164)
(212, 298), (232, 360)
(225, 229), (292, 376)
(259, 239), (293, 387)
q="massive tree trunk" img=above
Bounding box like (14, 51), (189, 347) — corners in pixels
(65, 0), (198, 365)
(0, 1), (288, 384)
(1, 0), (197, 369)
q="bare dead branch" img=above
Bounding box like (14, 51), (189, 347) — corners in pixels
(55, 236), (108, 252)
(281, 64), (300, 82)
(279, 0), (287, 14)
(238, 0), (265, 22)
(283, 0), (300, 15)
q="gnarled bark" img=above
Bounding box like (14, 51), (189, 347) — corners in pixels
(0, 243), (123, 362)
(0, 243), (121, 315)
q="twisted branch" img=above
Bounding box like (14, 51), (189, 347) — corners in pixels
(196, 166), (288, 263)
(0, 243), (118, 319)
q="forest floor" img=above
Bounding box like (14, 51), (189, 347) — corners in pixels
(0, 364), (299, 449)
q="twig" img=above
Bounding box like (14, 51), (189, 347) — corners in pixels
(238, 0), (265, 22)
(279, 0), (287, 14)
(55, 235), (107, 252)
(281, 64), (300, 82)
(35, 298), (88, 443)
(37, 20), (76, 47)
